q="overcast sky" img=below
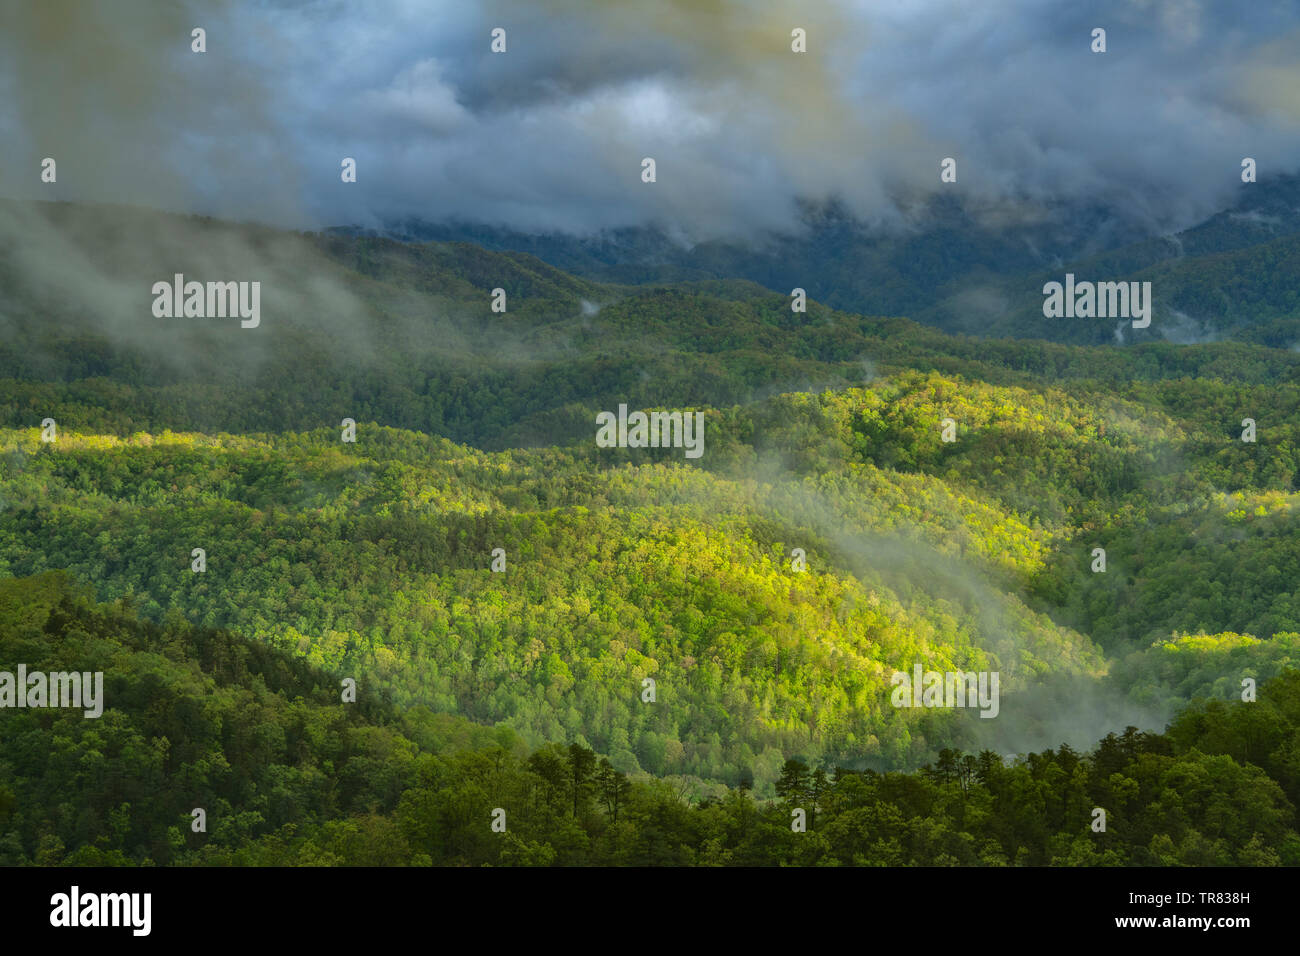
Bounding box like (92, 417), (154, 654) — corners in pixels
(2, 0), (1298, 240)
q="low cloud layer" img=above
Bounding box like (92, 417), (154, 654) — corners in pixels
(2, 0), (1299, 241)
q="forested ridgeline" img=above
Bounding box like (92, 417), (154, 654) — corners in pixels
(1, 574), (1296, 867)
(1, 200), (1298, 452)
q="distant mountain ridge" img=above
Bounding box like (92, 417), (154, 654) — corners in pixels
(360, 176), (1300, 348)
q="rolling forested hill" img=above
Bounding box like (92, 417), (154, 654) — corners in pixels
(2, 573), (1297, 866)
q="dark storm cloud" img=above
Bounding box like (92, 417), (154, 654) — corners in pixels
(0, 0), (303, 224)
(2, 0), (1299, 239)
